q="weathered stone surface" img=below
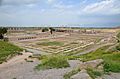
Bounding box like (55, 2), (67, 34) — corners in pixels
(103, 73), (120, 79)
(69, 60), (83, 68)
(97, 65), (103, 71)
(95, 77), (102, 79)
(84, 59), (103, 68)
(71, 69), (92, 79)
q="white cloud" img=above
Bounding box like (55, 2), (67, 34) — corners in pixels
(83, 0), (120, 15)
(0, 0), (120, 26)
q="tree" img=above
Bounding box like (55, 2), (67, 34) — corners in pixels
(0, 28), (7, 39)
(41, 27), (55, 34)
(2, 28), (7, 34)
(49, 27), (55, 34)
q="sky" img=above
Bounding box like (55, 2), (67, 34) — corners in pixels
(0, 0), (120, 27)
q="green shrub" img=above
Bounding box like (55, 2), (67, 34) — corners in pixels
(35, 55), (70, 70)
(86, 68), (102, 79)
(103, 53), (120, 72)
(67, 56), (80, 60)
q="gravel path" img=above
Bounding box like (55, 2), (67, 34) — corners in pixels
(0, 58), (80, 79)
(0, 53), (119, 79)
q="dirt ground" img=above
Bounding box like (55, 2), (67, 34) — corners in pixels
(13, 29), (117, 55)
(0, 28), (119, 79)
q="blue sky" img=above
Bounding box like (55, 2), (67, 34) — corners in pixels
(0, 0), (120, 27)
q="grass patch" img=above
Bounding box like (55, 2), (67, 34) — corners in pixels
(67, 55), (80, 60)
(103, 53), (120, 73)
(74, 43), (120, 73)
(37, 41), (64, 46)
(86, 68), (102, 79)
(76, 44), (120, 73)
(0, 41), (23, 64)
(67, 44), (120, 73)
(79, 45), (112, 62)
(35, 55), (70, 70)
(64, 68), (81, 79)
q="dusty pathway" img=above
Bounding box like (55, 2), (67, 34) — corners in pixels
(0, 52), (119, 79)
(0, 56), (80, 79)
(0, 52), (32, 68)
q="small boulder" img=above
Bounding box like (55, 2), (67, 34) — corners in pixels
(95, 77), (102, 79)
(83, 59), (103, 68)
(71, 69), (92, 79)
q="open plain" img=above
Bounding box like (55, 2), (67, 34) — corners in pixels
(0, 28), (120, 79)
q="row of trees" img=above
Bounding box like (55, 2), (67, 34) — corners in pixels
(0, 28), (7, 39)
(42, 27), (55, 34)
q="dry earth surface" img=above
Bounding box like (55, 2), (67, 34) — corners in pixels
(0, 29), (120, 79)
